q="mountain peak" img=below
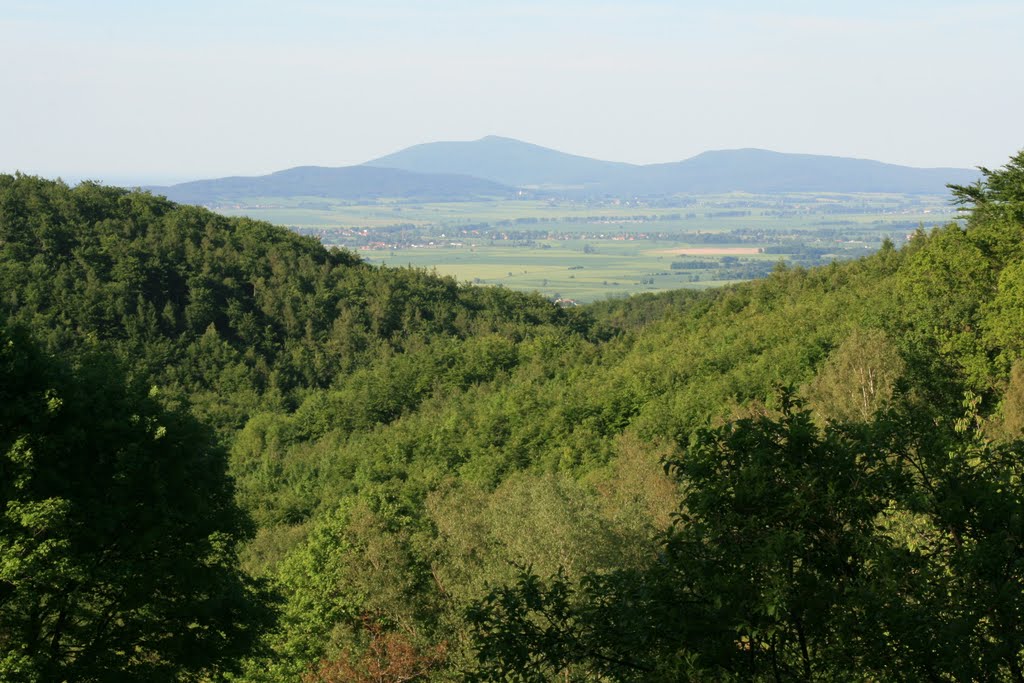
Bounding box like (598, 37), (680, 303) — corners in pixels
(364, 137), (636, 188)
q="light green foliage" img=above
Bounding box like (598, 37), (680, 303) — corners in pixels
(984, 260), (1024, 370)
(249, 501), (438, 681)
(998, 361), (1024, 438)
(805, 327), (905, 422)
(894, 224), (995, 387)
(428, 473), (619, 598)
(583, 434), (679, 558)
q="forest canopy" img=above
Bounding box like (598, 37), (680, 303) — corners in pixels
(1, 150), (1023, 681)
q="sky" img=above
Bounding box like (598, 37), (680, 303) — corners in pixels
(1, 0), (1021, 185)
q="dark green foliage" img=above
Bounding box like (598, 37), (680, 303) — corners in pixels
(660, 394), (894, 680)
(0, 322), (273, 681)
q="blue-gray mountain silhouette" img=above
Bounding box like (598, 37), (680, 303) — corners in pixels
(148, 165), (514, 204)
(149, 136), (980, 204)
(366, 136), (978, 195)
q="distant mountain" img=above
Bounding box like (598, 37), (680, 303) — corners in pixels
(148, 137), (982, 205)
(148, 165), (514, 204)
(633, 149), (980, 195)
(364, 135), (637, 189)
(365, 137), (979, 195)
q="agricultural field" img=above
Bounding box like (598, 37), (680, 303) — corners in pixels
(214, 192), (958, 302)
(366, 240), (777, 302)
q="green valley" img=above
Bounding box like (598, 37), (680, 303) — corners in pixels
(2, 150), (1024, 681)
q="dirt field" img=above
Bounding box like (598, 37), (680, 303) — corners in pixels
(649, 247), (764, 256)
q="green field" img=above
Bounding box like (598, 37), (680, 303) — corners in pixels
(363, 240), (775, 302)
(212, 192), (957, 302)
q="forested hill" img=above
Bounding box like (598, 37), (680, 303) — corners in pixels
(0, 175), (590, 435)
(4, 152), (1024, 682)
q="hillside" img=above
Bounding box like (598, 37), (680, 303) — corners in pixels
(3, 151), (1024, 681)
(0, 175), (588, 437)
(148, 164), (515, 204)
(366, 135), (980, 195)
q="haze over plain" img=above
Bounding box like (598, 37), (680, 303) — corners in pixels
(2, 0), (1022, 185)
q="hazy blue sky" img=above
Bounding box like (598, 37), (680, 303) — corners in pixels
(2, 0), (1021, 184)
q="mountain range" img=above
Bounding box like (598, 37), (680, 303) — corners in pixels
(146, 165), (513, 204)
(149, 136), (980, 204)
